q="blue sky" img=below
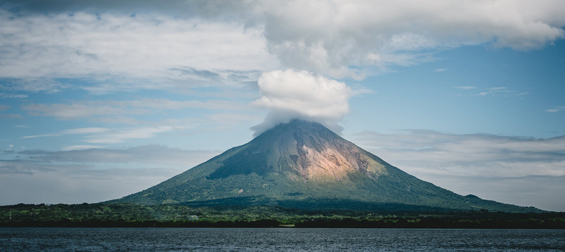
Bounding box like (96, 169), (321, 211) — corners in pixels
(1, 0), (565, 211)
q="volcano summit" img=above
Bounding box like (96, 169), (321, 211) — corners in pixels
(116, 120), (538, 212)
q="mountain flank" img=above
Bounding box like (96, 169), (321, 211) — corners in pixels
(115, 119), (540, 213)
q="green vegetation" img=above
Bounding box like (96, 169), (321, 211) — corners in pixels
(1, 203), (563, 228)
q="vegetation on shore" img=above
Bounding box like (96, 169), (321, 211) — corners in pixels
(1, 203), (564, 228)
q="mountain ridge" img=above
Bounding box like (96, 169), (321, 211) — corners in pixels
(114, 119), (542, 213)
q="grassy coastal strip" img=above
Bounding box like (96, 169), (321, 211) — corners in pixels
(1, 203), (564, 228)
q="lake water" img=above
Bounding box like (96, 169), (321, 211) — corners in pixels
(1, 228), (564, 251)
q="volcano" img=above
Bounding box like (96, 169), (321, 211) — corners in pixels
(116, 120), (538, 212)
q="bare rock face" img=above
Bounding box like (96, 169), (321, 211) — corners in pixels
(260, 120), (386, 182)
(115, 119), (540, 213)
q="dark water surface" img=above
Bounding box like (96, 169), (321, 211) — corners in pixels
(1, 227), (564, 251)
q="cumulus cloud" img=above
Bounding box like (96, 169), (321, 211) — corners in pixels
(256, 0), (565, 78)
(251, 69), (351, 135)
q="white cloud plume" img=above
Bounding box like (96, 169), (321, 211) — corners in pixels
(251, 69), (351, 135)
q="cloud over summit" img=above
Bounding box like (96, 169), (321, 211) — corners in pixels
(251, 69), (351, 136)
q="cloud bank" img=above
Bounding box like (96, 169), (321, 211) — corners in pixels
(0, 9), (276, 94)
(354, 130), (565, 177)
(2, 0), (564, 87)
(251, 69), (351, 136)
(353, 130), (565, 210)
(0, 145), (220, 205)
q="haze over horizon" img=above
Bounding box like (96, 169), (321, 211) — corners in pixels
(1, 0), (564, 211)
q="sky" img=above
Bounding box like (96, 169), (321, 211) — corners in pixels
(1, 0), (565, 211)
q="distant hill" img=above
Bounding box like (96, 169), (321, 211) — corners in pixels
(114, 119), (541, 213)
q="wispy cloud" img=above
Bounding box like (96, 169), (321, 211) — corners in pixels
(0, 9), (275, 94)
(22, 126), (185, 144)
(0, 159), (59, 175)
(61, 145), (105, 151)
(83, 126), (181, 144)
(456, 86), (528, 97)
(477, 87), (529, 97)
(17, 144), (219, 166)
(62, 128), (109, 134)
(22, 98), (250, 120)
(546, 106), (565, 112)
(352, 130), (565, 210)
(23, 103), (149, 120)
(455, 86), (476, 90)
(350, 85), (375, 96)
(80, 69), (263, 95)
(22, 127), (110, 139)
(0, 114), (23, 119)
(0, 144), (220, 205)
(353, 130), (565, 178)
(0, 78), (71, 93)
(206, 113), (262, 125)
(434, 68), (447, 72)
(0, 93), (28, 99)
